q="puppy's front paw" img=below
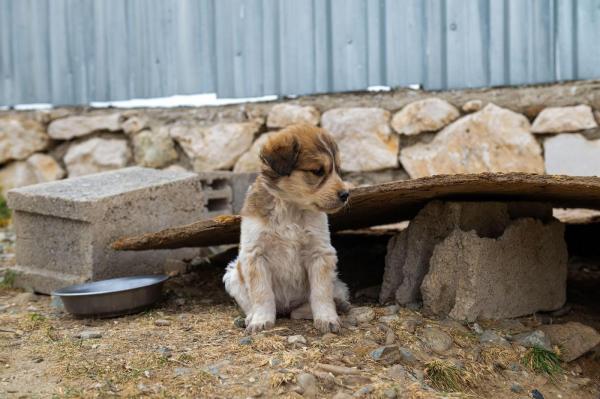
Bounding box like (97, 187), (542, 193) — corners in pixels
(245, 313), (275, 334)
(314, 316), (341, 334)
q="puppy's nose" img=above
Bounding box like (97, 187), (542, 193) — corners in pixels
(338, 190), (349, 203)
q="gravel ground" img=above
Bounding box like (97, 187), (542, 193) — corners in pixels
(0, 224), (599, 398)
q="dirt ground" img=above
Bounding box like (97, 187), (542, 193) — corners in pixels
(1, 254), (599, 399)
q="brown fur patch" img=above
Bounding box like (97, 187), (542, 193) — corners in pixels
(245, 124), (348, 215)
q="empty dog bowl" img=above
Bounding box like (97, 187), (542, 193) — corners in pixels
(52, 275), (169, 318)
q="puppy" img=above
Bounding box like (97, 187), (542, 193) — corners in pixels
(223, 124), (351, 334)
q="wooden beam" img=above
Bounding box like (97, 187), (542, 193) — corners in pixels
(112, 173), (600, 251)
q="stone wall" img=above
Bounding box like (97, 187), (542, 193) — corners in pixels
(2, 80), (600, 195)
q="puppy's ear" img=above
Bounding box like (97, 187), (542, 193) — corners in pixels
(260, 132), (300, 176)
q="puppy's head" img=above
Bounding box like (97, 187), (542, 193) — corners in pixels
(259, 124), (349, 213)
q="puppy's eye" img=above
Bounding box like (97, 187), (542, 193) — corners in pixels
(311, 167), (325, 177)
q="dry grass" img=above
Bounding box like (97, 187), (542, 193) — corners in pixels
(425, 360), (467, 392)
(522, 347), (563, 377)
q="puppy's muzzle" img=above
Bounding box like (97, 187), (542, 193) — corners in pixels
(338, 190), (349, 203)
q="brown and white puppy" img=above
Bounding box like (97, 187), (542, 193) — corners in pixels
(223, 124), (351, 334)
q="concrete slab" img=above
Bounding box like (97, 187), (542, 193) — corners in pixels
(7, 167), (207, 293)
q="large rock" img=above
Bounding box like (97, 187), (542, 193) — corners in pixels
(48, 113), (123, 140)
(266, 104), (320, 128)
(0, 117), (49, 164)
(399, 104), (544, 178)
(0, 154), (64, 195)
(380, 201), (528, 304)
(380, 200), (556, 308)
(233, 133), (274, 173)
(169, 121), (261, 172)
(539, 322), (600, 362)
(321, 108), (398, 172)
(132, 129), (178, 168)
(544, 134), (600, 176)
(531, 105), (598, 133)
(64, 137), (131, 177)
(391, 98), (459, 135)
(421, 217), (567, 321)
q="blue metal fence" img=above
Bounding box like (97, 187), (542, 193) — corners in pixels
(1, 0), (599, 106)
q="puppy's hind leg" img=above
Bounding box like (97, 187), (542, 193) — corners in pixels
(334, 278), (352, 314)
(223, 260), (252, 317)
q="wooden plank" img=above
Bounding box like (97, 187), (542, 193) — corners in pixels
(112, 173), (600, 251)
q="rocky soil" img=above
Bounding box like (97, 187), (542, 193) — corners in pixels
(1, 240), (599, 399)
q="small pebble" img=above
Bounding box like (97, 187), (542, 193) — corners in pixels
(269, 358), (281, 367)
(379, 315), (399, 325)
(239, 336), (253, 345)
(385, 330), (396, 345)
(479, 330), (509, 346)
(154, 319), (171, 327)
(387, 364), (407, 380)
(77, 330), (103, 340)
(384, 304), (400, 315)
(287, 334), (307, 346)
(383, 388), (397, 399)
(422, 327), (453, 354)
(530, 389), (544, 399)
(157, 346), (172, 358)
(511, 330), (552, 351)
(400, 318), (419, 334)
(511, 383), (524, 393)
(297, 372), (318, 398)
(353, 385), (373, 397)
(398, 347), (417, 364)
(347, 307), (375, 324)
(332, 392), (353, 399)
(471, 323), (484, 334)
(174, 367), (192, 377)
(233, 316), (246, 329)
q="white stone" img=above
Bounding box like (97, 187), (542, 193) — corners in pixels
(400, 104), (544, 178)
(169, 121), (261, 172)
(0, 154), (64, 195)
(122, 115), (148, 135)
(531, 105), (598, 133)
(0, 117), (49, 164)
(391, 98), (460, 135)
(48, 113), (123, 140)
(132, 129), (178, 168)
(233, 133), (275, 173)
(64, 137), (131, 177)
(321, 107), (398, 172)
(544, 134), (600, 176)
(267, 104), (320, 128)
(462, 100), (484, 113)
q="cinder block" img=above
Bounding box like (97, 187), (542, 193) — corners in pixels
(7, 167), (206, 294)
(196, 171), (257, 216)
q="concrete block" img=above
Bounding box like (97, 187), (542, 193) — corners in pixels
(7, 167), (206, 293)
(421, 218), (567, 321)
(380, 201), (557, 309)
(195, 171), (257, 216)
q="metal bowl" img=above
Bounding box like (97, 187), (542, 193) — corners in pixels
(52, 275), (169, 318)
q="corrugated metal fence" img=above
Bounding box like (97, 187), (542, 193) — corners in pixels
(1, 0), (600, 106)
